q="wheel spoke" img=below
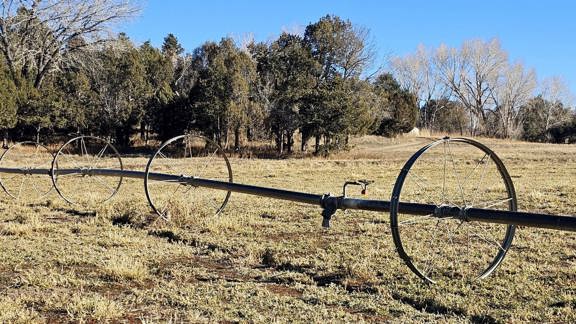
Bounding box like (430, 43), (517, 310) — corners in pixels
(405, 176), (434, 205)
(90, 143), (109, 167)
(30, 144), (40, 169)
(462, 153), (488, 185)
(146, 135), (231, 219)
(422, 218), (444, 277)
(92, 176), (118, 195)
(29, 176), (43, 195)
(80, 137), (89, 163)
(157, 151), (182, 176)
(54, 137), (122, 204)
(447, 141), (467, 206)
(30, 157), (52, 170)
(6, 174), (21, 181)
(470, 155), (492, 207)
(398, 213), (454, 226)
(465, 222), (471, 275)
(63, 146), (84, 170)
(469, 222), (506, 252)
(16, 176), (27, 200)
(443, 220), (461, 276)
(160, 183), (185, 216)
(196, 148), (219, 178)
(391, 138), (515, 283)
(472, 197), (513, 209)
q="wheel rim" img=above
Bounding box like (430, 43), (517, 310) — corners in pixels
(390, 137), (516, 283)
(145, 134), (232, 221)
(0, 141), (54, 201)
(51, 136), (123, 204)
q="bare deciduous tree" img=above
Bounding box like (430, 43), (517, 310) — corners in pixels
(493, 62), (536, 138)
(0, 0), (139, 88)
(539, 76), (574, 131)
(340, 25), (375, 80)
(390, 44), (448, 128)
(391, 38), (566, 139)
(434, 38), (507, 135)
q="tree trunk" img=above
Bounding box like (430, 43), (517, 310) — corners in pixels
(301, 132), (307, 152)
(246, 126), (253, 142)
(3, 130), (8, 149)
(314, 134), (321, 154)
(469, 112), (475, 137)
(145, 124), (150, 146)
(140, 121), (146, 140)
(116, 125), (130, 149)
(223, 127), (229, 149)
(286, 130), (293, 153)
(36, 126), (41, 144)
(234, 126), (241, 151)
(216, 117), (222, 146)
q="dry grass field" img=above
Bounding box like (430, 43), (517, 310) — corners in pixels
(0, 135), (575, 322)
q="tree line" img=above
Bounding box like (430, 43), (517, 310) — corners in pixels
(391, 41), (576, 142)
(0, 2), (415, 153)
(1, 1), (574, 154)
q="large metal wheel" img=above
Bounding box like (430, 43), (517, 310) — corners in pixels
(390, 137), (516, 283)
(51, 136), (123, 204)
(0, 141), (54, 201)
(145, 134), (232, 221)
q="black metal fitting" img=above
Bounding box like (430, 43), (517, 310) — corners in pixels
(342, 179), (374, 198)
(320, 193), (339, 228)
(434, 204), (466, 220)
(179, 174), (192, 186)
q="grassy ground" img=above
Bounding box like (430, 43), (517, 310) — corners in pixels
(0, 135), (574, 322)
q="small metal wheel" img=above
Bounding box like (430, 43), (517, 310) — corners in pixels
(390, 137), (516, 283)
(0, 142), (54, 201)
(51, 136), (123, 204)
(145, 134), (232, 220)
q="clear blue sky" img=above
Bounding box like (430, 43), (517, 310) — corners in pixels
(124, 0), (576, 95)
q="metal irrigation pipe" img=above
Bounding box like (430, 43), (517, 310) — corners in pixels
(0, 166), (574, 232)
(1, 135), (575, 283)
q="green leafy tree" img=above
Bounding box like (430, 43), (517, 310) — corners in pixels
(53, 69), (96, 134)
(88, 34), (148, 147)
(188, 38), (259, 149)
(301, 15), (377, 152)
(16, 81), (70, 143)
(373, 73), (418, 137)
(139, 41), (174, 144)
(304, 15), (374, 81)
(0, 63), (17, 144)
(262, 33), (316, 153)
(303, 78), (380, 153)
(153, 96), (194, 141)
(229, 50), (260, 150)
(188, 40), (230, 145)
(519, 95), (573, 142)
(162, 33), (184, 63)
(546, 114), (576, 143)
(421, 98), (467, 134)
